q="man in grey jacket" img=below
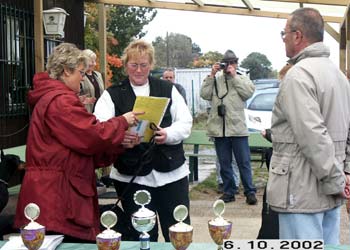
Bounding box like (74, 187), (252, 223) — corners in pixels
(200, 50), (257, 205)
(267, 7), (350, 244)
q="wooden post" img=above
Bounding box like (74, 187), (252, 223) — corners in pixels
(34, 0), (44, 73)
(98, 3), (107, 87)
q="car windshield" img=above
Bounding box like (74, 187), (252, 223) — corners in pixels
(248, 93), (276, 111)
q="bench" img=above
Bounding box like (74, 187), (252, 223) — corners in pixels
(183, 130), (215, 182)
(183, 130), (272, 182)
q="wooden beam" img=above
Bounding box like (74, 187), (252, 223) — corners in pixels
(324, 22), (340, 43)
(346, 9), (350, 75)
(192, 0), (204, 7)
(241, 0), (254, 11)
(86, 0), (343, 23)
(98, 3), (107, 87)
(34, 0), (44, 73)
(261, 0), (348, 6)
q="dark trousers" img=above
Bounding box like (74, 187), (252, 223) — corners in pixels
(0, 183), (8, 213)
(113, 176), (190, 242)
(214, 136), (256, 196)
(257, 148), (279, 239)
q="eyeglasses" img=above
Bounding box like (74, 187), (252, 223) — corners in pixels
(280, 30), (297, 39)
(128, 63), (149, 70)
(78, 70), (85, 77)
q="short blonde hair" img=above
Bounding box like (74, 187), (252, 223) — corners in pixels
(121, 40), (155, 68)
(46, 43), (88, 80)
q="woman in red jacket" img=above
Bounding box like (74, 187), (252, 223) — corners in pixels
(14, 43), (140, 242)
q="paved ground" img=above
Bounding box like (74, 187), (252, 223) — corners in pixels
(98, 160), (350, 244)
(2, 160), (350, 244)
(187, 162), (350, 245)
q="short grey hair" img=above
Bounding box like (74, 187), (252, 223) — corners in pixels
(46, 43), (88, 80)
(164, 68), (175, 73)
(290, 8), (324, 43)
(82, 49), (97, 61)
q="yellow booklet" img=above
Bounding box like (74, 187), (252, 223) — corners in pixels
(131, 96), (170, 142)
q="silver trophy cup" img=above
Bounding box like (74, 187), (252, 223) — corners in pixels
(131, 190), (156, 250)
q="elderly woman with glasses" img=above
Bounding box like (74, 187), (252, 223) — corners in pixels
(14, 43), (140, 242)
(94, 40), (193, 242)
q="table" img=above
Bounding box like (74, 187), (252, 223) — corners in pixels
(0, 241), (349, 250)
(0, 241), (212, 249)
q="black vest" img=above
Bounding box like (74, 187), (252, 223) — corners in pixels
(107, 76), (185, 176)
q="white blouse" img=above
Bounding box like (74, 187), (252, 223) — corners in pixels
(94, 81), (193, 187)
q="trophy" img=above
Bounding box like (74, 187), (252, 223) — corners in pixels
(169, 205), (193, 250)
(131, 190), (156, 250)
(208, 200), (232, 250)
(20, 203), (45, 250)
(96, 211), (122, 250)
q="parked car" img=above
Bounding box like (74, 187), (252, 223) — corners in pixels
(253, 78), (279, 90)
(245, 88), (278, 132)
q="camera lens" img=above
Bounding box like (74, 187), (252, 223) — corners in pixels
(220, 63), (226, 69)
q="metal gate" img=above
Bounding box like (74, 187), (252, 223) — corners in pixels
(0, 3), (34, 148)
(0, 3), (33, 118)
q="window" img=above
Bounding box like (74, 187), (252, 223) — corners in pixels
(248, 93), (276, 111)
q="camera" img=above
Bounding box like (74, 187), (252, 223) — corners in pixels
(217, 104), (226, 117)
(219, 62), (227, 70)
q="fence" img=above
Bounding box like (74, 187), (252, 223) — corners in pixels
(174, 68), (211, 116)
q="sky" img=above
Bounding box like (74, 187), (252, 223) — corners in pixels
(142, 9), (340, 71)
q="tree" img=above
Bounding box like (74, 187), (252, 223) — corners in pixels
(240, 52), (273, 80)
(107, 6), (157, 56)
(84, 3), (122, 86)
(152, 33), (196, 68)
(84, 3), (157, 83)
(192, 51), (223, 68)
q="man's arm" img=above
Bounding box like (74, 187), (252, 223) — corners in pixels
(231, 75), (255, 101)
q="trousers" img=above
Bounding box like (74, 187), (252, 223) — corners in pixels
(279, 206), (341, 244)
(214, 136), (256, 196)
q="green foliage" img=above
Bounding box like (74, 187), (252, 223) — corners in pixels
(84, 3), (99, 50)
(269, 69), (278, 78)
(193, 51), (223, 68)
(107, 6), (157, 83)
(152, 33), (197, 68)
(108, 6), (157, 56)
(240, 52), (273, 80)
(84, 3), (157, 83)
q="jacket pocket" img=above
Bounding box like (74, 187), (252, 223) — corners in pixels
(153, 144), (185, 172)
(266, 153), (291, 209)
(67, 176), (95, 227)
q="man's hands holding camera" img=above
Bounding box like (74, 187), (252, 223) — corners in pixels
(210, 62), (221, 77)
(210, 62), (237, 77)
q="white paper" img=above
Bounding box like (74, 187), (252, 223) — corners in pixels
(0, 235), (64, 250)
(129, 120), (149, 142)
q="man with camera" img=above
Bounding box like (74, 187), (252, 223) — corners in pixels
(200, 50), (257, 204)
